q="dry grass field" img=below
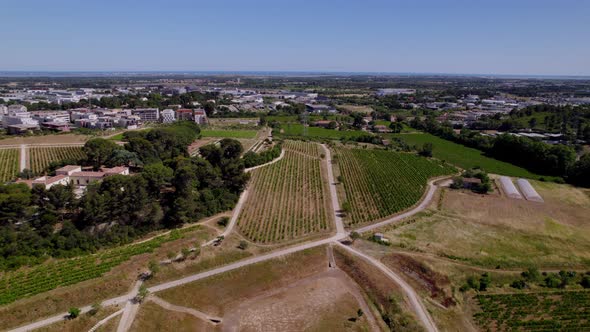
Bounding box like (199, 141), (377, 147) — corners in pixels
(36, 306), (120, 332)
(337, 104), (375, 114)
(379, 182), (590, 269)
(130, 301), (215, 332)
(154, 246), (377, 331)
(237, 140), (333, 244)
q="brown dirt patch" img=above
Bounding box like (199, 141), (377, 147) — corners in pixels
(156, 246), (328, 316)
(222, 270), (373, 332)
(130, 301), (216, 332)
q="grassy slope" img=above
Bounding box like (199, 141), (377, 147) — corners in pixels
(392, 132), (548, 179)
(382, 183), (590, 269)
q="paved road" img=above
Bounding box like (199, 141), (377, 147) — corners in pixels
(9, 145), (440, 332)
(335, 242), (439, 332)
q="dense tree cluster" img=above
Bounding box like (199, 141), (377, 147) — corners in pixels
(0, 123), (249, 270)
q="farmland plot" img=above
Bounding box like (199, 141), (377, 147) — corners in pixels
(237, 141), (332, 243)
(475, 291), (590, 331)
(0, 149), (19, 183)
(29, 146), (86, 173)
(335, 147), (456, 226)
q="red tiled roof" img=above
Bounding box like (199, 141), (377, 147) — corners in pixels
(71, 171), (106, 178)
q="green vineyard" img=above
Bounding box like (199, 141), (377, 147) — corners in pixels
(237, 140), (332, 243)
(0, 229), (192, 305)
(475, 291), (590, 331)
(335, 147), (456, 225)
(29, 146), (86, 174)
(0, 149), (19, 183)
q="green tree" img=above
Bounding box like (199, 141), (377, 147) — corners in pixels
(389, 121), (403, 133)
(141, 163), (173, 197)
(419, 142), (434, 157)
(106, 149), (142, 167)
(83, 138), (120, 169)
(68, 307), (81, 319)
(136, 285), (149, 303)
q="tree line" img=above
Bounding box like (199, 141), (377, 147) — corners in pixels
(410, 117), (590, 187)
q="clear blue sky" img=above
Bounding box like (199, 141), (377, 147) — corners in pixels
(1, 0), (588, 75)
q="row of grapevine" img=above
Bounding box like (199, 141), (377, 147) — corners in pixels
(237, 141), (331, 243)
(0, 149), (19, 183)
(0, 229), (187, 305)
(335, 147), (456, 226)
(475, 291), (590, 331)
(29, 146), (86, 173)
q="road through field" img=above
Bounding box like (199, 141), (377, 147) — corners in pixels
(335, 242), (439, 332)
(9, 145), (440, 332)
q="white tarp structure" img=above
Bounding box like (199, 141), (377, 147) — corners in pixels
(516, 178), (544, 202)
(499, 176), (523, 199)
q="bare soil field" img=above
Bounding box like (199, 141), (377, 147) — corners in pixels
(152, 246), (378, 332)
(222, 270), (374, 332)
(156, 246), (329, 316)
(188, 137), (218, 155)
(0, 134), (89, 146)
(130, 301), (216, 332)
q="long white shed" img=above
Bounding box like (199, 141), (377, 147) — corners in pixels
(499, 176), (523, 199)
(516, 179), (544, 202)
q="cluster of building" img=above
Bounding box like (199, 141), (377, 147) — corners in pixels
(0, 104), (208, 134)
(18, 165), (129, 196)
(1, 88), (114, 104)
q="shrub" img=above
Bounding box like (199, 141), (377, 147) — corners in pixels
(68, 307), (81, 319)
(238, 240), (249, 250)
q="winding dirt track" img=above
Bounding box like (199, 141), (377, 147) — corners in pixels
(9, 144), (441, 332)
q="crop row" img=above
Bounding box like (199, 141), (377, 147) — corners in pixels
(475, 291), (590, 331)
(0, 148), (19, 183)
(238, 141), (331, 243)
(335, 147), (456, 225)
(0, 230), (185, 305)
(29, 146), (86, 174)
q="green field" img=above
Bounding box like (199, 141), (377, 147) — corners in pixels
(475, 291), (590, 331)
(201, 129), (258, 138)
(335, 147), (456, 225)
(108, 133), (125, 141)
(279, 123), (369, 140)
(392, 132), (547, 179)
